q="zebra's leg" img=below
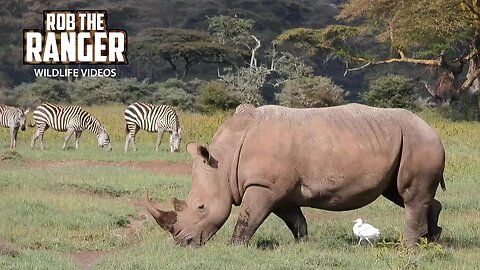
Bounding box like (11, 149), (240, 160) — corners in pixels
(9, 126), (18, 150)
(63, 129), (75, 150)
(39, 126), (48, 151)
(31, 125), (42, 149)
(155, 129), (165, 151)
(124, 125), (135, 152)
(75, 131), (82, 149)
(124, 133), (130, 152)
(132, 132), (138, 151)
(130, 127), (139, 152)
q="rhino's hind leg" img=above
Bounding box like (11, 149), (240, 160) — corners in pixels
(273, 205), (308, 242)
(403, 201), (429, 246)
(427, 199), (443, 242)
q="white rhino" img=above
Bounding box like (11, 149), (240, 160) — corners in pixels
(147, 104), (445, 247)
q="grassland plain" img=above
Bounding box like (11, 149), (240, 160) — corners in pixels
(0, 106), (479, 269)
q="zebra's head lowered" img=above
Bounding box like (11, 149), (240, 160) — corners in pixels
(98, 128), (112, 151)
(170, 127), (183, 152)
(16, 109), (29, 131)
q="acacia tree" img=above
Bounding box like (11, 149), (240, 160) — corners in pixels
(130, 28), (242, 79)
(277, 0), (480, 109)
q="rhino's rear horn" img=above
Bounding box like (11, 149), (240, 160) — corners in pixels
(145, 193), (177, 232)
(172, 197), (187, 212)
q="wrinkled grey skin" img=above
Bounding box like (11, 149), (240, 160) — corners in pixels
(147, 104), (445, 247)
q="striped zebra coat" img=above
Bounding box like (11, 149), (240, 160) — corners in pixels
(0, 105), (29, 149)
(124, 102), (182, 152)
(31, 103), (112, 151)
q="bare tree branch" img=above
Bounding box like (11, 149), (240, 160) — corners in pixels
(344, 50), (442, 75)
(462, 68), (480, 89)
(250, 35), (261, 68)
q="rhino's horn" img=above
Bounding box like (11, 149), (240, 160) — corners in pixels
(145, 192), (177, 233)
(172, 197), (187, 212)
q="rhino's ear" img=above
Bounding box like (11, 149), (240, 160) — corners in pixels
(187, 142), (209, 161)
(186, 142), (218, 168)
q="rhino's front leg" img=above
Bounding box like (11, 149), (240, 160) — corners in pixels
(231, 186), (275, 245)
(273, 205), (308, 242)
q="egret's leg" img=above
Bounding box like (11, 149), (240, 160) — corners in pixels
(357, 238), (362, 245)
(366, 238), (373, 246)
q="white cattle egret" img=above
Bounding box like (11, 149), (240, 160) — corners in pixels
(352, 218), (380, 246)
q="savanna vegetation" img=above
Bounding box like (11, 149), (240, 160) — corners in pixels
(0, 107), (479, 269)
(1, 0), (480, 269)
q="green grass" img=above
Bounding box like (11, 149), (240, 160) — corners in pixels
(0, 107), (479, 269)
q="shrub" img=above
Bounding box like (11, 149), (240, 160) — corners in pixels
(198, 81), (239, 112)
(151, 85), (195, 111)
(362, 75), (418, 110)
(13, 78), (73, 107)
(116, 78), (155, 104)
(71, 77), (124, 105)
(277, 76), (347, 108)
(220, 67), (267, 105)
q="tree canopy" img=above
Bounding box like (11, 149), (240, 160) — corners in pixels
(277, 0), (480, 104)
(130, 28), (244, 79)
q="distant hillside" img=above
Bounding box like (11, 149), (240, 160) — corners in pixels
(1, 0), (345, 86)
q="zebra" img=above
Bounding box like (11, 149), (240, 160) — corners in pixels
(124, 102), (182, 152)
(0, 105), (29, 149)
(31, 103), (112, 151)
(234, 103), (255, 115)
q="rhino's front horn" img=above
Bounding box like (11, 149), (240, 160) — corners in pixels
(145, 193), (178, 233)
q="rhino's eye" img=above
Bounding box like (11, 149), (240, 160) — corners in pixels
(198, 204), (205, 210)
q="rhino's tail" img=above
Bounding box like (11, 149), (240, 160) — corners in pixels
(440, 174), (446, 191)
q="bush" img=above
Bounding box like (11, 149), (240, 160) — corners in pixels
(8, 77), (203, 111)
(198, 81), (239, 112)
(71, 77), (124, 105)
(277, 76), (347, 108)
(362, 75), (418, 110)
(151, 85), (195, 111)
(116, 78), (155, 104)
(14, 78), (73, 107)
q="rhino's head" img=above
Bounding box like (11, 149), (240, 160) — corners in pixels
(147, 142), (233, 247)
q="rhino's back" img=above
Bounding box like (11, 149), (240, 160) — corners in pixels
(236, 104), (442, 209)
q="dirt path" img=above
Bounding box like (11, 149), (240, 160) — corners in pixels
(26, 159), (192, 176)
(65, 199), (150, 270)
(9, 159), (189, 269)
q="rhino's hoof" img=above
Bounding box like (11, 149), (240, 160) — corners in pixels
(428, 226), (442, 242)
